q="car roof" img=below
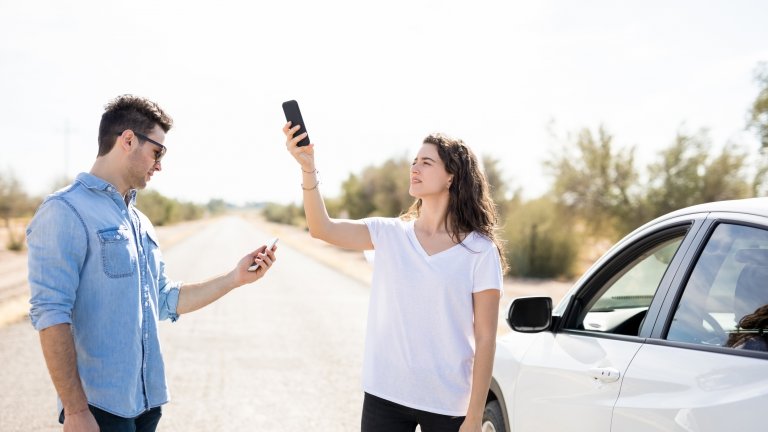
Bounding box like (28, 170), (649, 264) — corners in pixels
(659, 197), (768, 220)
(615, 197), (768, 254)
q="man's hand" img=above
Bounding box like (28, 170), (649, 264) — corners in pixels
(176, 244), (278, 315)
(233, 244), (277, 286)
(63, 408), (99, 432)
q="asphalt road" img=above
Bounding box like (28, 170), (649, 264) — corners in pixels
(0, 216), (370, 431)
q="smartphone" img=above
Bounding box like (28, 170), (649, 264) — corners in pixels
(282, 100), (310, 147)
(248, 237), (279, 271)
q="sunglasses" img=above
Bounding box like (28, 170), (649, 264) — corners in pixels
(134, 132), (167, 163)
(118, 131), (167, 163)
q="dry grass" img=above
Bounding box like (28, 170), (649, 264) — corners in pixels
(0, 218), (30, 252)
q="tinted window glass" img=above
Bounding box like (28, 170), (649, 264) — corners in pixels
(571, 236), (684, 336)
(667, 224), (768, 352)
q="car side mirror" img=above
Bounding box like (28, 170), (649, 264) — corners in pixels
(507, 297), (553, 333)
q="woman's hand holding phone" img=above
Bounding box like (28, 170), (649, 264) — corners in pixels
(283, 121), (315, 173)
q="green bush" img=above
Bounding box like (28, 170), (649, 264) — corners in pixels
(1, 170), (37, 251)
(136, 189), (206, 226)
(340, 157), (412, 218)
(6, 224), (26, 251)
(502, 197), (579, 279)
(262, 202), (305, 226)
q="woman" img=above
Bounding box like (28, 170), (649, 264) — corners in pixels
(726, 304), (768, 351)
(284, 123), (507, 432)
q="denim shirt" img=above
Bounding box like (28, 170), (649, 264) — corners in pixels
(27, 172), (182, 418)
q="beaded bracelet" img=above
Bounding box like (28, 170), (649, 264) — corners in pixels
(301, 179), (320, 191)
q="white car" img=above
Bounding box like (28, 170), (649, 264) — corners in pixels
(483, 198), (768, 432)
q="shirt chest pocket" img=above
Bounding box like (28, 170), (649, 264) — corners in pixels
(97, 227), (137, 278)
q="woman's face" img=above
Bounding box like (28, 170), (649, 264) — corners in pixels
(409, 143), (453, 199)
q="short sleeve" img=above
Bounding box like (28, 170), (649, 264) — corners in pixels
(27, 198), (88, 330)
(362, 217), (389, 248)
(472, 244), (503, 294)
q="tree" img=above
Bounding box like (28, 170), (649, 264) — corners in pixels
(644, 131), (710, 216)
(482, 155), (508, 206)
(340, 156), (412, 218)
(701, 145), (750, 202)
(262, 202), (305, 226)
(0, 171), (36, 250)
(206, 198), (228, 215)
(748, 62), (768, 196)
(545, 126), (641, 239)
(502, 196), (579, 278)
(752, 156), (768, 197)
(369, 158), (412, 217)
(645, 130), (751, 218)
(136, 189), (206, 226)
(339, 174), (376, 219)
(748, 62), (768, 150)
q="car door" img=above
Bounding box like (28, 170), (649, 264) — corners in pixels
(512, 220), (699, 432)
(612, 214), (768, 432)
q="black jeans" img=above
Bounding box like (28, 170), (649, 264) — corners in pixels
(361, 393), (465, 432)
(59, 405), (162, 432)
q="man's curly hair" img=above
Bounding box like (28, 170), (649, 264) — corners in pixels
(97, 94), (173, 156)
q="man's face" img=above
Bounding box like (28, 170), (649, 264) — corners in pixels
(126, 125), (166, 190)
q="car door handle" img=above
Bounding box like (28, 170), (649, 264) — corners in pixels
(589, 367), (621, 383)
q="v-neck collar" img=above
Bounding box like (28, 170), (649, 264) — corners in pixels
(406, 219), (471, 259)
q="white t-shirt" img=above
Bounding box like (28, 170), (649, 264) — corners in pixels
(361, 217), (503, 416)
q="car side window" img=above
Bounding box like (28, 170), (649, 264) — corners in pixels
(667, 223), (768, 352)
(568, 235), (685, 336)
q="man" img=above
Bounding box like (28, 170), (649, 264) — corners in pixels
(27, 95), (277, 432)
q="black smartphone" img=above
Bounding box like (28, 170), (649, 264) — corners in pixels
(282, 100), (310, 147)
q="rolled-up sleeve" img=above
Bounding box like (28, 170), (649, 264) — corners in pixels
(148, 232), (182, 322)
(158, 277), (182, 322)
(27, 199), (87, 331)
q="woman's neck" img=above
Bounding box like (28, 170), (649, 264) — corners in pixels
(415, 196), (450, 235)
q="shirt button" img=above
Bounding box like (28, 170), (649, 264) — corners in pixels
(121, 210), (126, 214)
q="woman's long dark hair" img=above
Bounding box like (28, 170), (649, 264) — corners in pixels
(726, 304), (768, 349)
(403, 133), (508, 273)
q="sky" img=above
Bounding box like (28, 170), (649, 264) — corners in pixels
(1, 0), (767, 206)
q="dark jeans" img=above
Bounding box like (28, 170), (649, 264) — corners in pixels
(59, 405), (162, 432)
(361, 392), (465, 432)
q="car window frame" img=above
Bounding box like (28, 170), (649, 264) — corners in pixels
(557, 217), (703, 342)
(647, 212), (768, 360)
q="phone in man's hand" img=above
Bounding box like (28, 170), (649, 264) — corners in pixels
(248, 237), (279, 271)
(282, 100), (310, 147)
